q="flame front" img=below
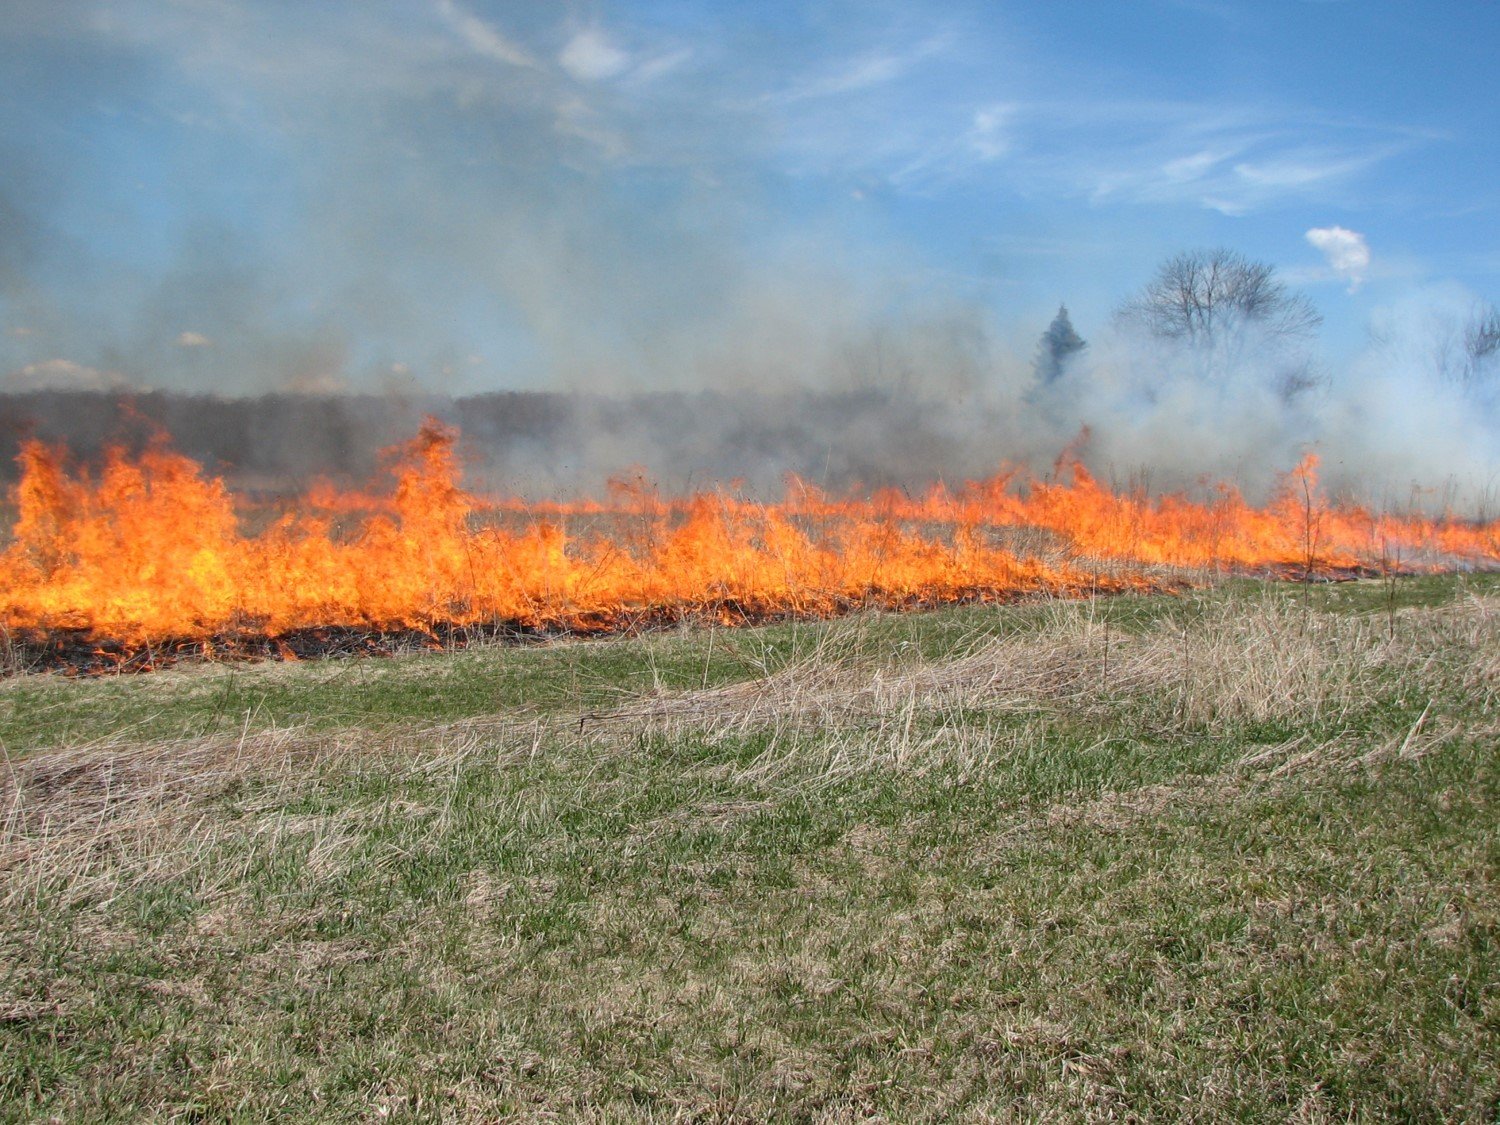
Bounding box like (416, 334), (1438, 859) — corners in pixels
(3, 419), (1497, 648)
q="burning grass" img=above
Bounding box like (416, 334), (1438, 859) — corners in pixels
(3, 419), (1498, 677)
(1, 579), (1496, 1119)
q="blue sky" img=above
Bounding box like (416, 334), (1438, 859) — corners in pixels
(1, 0), (1497, 396)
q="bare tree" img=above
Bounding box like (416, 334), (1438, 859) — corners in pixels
(1116, 249), (1322, 378)
(1462, 301), (1499, 386)
(1389, 299), (1500, 392)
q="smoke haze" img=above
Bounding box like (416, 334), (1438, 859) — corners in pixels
(1, 3), (1497, 509)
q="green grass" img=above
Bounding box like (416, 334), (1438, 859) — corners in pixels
(0, 592), (1154, 756)
(8, 574), (1490, 760)
(2, 577), (1496, 1120)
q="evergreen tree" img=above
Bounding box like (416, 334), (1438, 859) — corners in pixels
(1034, 305), (1087, 384)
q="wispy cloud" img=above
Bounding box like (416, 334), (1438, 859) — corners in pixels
(559, 26), (630, 83)
(802, 91), (1416, 213)
(434, 0), (539, 70)
(968, 105), (1013, 161)
(552, 95), (629, 161)
(628, 47), (694, 86)
(1011, 102), (1420, 214)
(773, 30), (954, 103)
(1233, 149), (1389, 189)
(1160, 149), (1231, 181)
(889, 103), (1017, 191)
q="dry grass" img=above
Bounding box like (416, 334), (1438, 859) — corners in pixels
(587, 590), (1498, 777)
(0, 584), (1496, 1121)
(5, 589), (1494, 919)
(0, 717), (557, 914)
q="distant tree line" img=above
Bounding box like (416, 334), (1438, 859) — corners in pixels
(0, 386), (1013, 496)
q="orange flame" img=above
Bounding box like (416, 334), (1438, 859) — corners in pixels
(3, 418), (1497, 647)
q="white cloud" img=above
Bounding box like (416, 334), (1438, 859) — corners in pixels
(559, 27), (629, 83)
(1306, 225), (1371, 291)
(176, 330), (212, 347)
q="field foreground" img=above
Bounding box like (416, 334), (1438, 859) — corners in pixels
(1, 579), (1497, 1121)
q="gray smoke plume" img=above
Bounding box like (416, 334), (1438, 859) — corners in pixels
(4, 288), (1495, 515)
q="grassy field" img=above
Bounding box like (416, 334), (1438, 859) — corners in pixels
(1, 576), (1496, 1121)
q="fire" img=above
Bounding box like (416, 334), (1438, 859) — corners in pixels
(3, 418), (1497, 656)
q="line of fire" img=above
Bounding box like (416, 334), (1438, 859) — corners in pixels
(3, 418), (1498, 675)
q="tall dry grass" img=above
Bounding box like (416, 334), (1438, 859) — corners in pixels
(600, 590), (1496, 759)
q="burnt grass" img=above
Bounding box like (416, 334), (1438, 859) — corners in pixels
(5, 572), (1372, 678)
(0, 576), (1495, 1121)
(3, 576), (1173, 678)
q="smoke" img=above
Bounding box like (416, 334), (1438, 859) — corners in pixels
(0, 4), (1496, 510)
(1018, 285), (1498, 507)
(0, 1), (991, 405)
(1318, 285), (1500, 503)
(5, 359), (129, 394)
(5, 286), (1495, 513)
(1, 316), (1497, 518)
